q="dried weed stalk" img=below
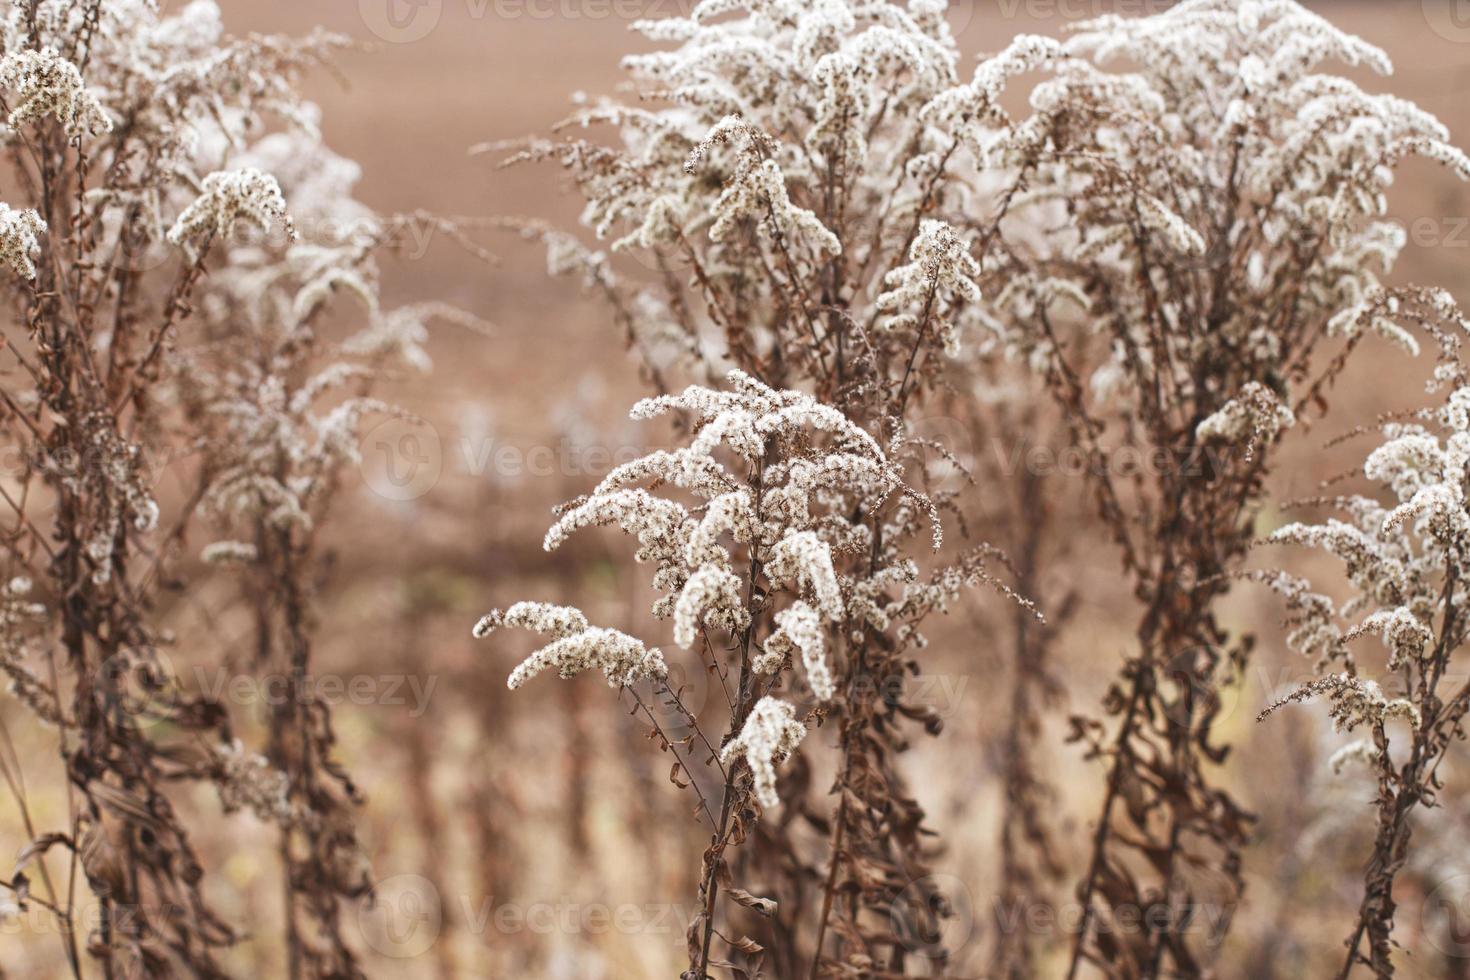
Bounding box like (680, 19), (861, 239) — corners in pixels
(1259, 293), (1470, 978)
(971, 2), (1470, 972)
(476, 370), (1035, 977)
(489, 1), (1061, 974)
(0, 3), (471, 976)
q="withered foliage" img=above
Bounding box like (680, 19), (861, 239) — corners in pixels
(969, 4), (1469, 975)
(485, 0), (1470, 977)
(0, 2), (476, 976)
(7, 1), (1470, 978)
(1259, 294), (1470, 978)
(487, 2), (1054, 975)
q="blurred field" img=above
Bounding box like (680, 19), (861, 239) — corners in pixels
(6, 1), (1470, 977)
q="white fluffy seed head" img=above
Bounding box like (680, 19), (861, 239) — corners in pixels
(767, 531), (844, 621)
(0, 204), (45, 279)
(169, 168), (294, 245)
(768, 601), (833, 701)
(0, 47), (111, 138)
(721, 697), (807, 809)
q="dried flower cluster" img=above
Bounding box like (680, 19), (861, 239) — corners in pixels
(721, 697), (807, 810)
(167, 166), (292, 246)
(0, 3), (478, 976)
(0, 44), (111, 138)
(476, 602), (669, 689)
(499, 0), (1059, 415)
(1259, 305), (1470, 976)
(478, 363), (1031, 975)
(961, 2), (1470, 972)
(0, 203), (45, 278)
(486, 0), (1470, 977)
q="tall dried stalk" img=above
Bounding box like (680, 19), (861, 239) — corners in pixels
(0, 4), (348, 972)
(1259, 294), (1470, 978)
(960, 386), (1074, 977)
(488, 3), (1063, 973)
(0, 4), (474, 975)
(970, 3), (1470, 972)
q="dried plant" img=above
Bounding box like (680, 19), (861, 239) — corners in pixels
(1258, 293), (1470, 978)
(475, 369), (1035, 977)
(172, 130), (483, 976)
(7, 1), (1469, 978)
(0, 2), (474, 976)
(492, 0), (1067, 420)
(486, 1), (1072, 974)
(964, 2), (1470, 973)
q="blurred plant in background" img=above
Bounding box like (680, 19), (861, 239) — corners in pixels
(0, 2), (480, 976)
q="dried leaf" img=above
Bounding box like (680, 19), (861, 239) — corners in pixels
(725, 887), (777, 917)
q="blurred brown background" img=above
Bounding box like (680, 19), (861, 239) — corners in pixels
(7, 1), (1470, 976)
